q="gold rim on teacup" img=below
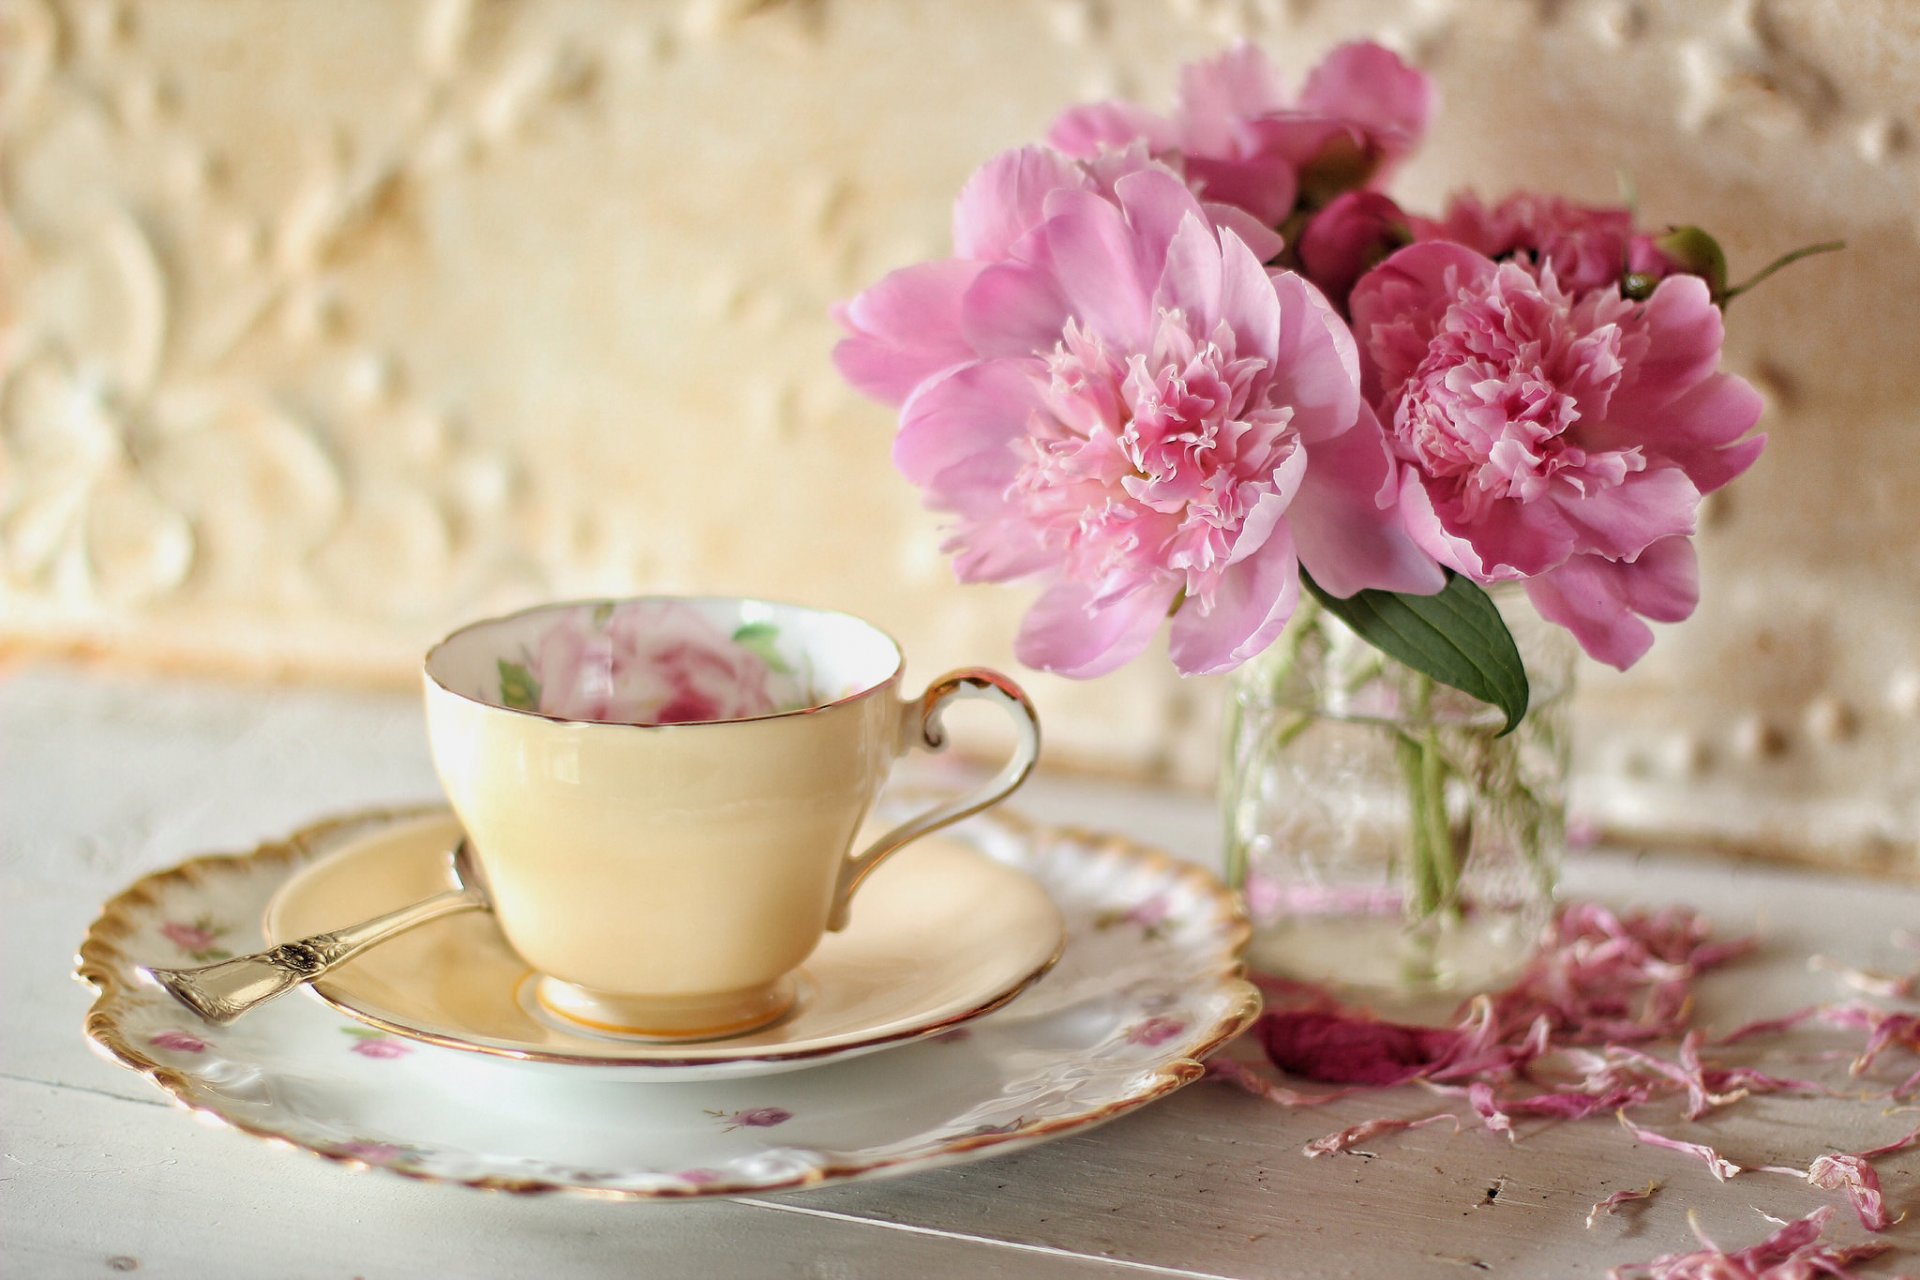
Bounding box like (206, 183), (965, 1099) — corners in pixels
(422, 595), (1042, 1042)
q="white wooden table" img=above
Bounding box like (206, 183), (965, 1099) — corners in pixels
(4, 665), (1917, 1278)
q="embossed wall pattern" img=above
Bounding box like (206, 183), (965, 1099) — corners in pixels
(2, 0), (1916, 872)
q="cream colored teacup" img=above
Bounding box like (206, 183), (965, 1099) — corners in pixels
(423, 596), (1040, 1042)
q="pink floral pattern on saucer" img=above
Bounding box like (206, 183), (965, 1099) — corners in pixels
(705, 1106), (793, 1133)
(342, 1026), (412, 1059)
(148, 1030), (208, 1054)
(160, 916), (230, 962)
(79, 805), (1256, 1200)
(1096, 896), (1173, 941)
(1126, 1016), (1188, 1047)
(495, 601), (814, 724)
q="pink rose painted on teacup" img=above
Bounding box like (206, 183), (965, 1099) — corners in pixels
(504, 602), (812, 725)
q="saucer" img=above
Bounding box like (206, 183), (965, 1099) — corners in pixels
(79, 804), (1257, 1199)
(258, 812), (1066, 1079)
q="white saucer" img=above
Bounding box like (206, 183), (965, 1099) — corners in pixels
(80, 805), (1257, 1199)
(260, 812), (1066, 1081)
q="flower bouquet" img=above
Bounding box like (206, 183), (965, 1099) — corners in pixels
(834, 41), (1832, 992)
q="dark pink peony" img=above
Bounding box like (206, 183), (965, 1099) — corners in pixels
(1421, 193), (1632, 293)
(1298, 190), (1413, 311)
(1048, 41), (1435, 226)
(836, 148), (1441, 677)
(1350, 242), (1764, 668)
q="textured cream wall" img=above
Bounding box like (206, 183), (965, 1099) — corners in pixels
(2, 0), (1916, 870)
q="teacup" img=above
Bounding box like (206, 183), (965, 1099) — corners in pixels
(423, 595), (1040, 1041)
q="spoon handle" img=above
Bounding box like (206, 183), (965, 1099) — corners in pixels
(144, 888), (482, 1025)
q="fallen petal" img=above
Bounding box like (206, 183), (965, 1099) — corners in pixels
(1586, 1181), (1659, 1230)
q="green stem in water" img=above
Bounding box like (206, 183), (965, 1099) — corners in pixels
(1396, 731), (1441, 920)
(1397, 674), (1462, 929)
(1222, 599), (1324, 892)
(1220, 694), (1248, 892)
(1423, 722), (1458, 911)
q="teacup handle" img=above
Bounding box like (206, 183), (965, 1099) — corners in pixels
(827, 668), (1041, 931)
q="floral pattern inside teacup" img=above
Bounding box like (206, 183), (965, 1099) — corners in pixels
(497, 601), (816, 725)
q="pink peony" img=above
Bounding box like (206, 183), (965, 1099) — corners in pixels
(836, 149), (1441, 677)
(1350, 242), (1764, 668)
(1419, 192), (1673, 295)
(1298, 190), (1413, 312)
(532, 603), (798, 724)
(834, 145), (1281, 408)
(1048, 41), (1434, 226)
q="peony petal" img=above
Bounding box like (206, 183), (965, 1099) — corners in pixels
(1167, 515), (1300, 675)
(893, 360), (1042, 487)
(1614, 274), (1724, 415)
(1214, 228), (1283, 363)
(1014, 577), (1172, 678)
(1524, 542), (1700, 670)
(1181, 152), (1298, 228)
(1290, 406), (1446, 597)
(1298, 41), (1436, 166)
(1112, 164), (1211, 268)
(1526, 565), (1650, 669)
(833, 260), (986, 406)
(1175, 40), (1288, 154)
(953, 146), (1091, 261)
(1396, 470), (1489, 579)
(938, 463), (1053, 582)
(1554, 465), (1700, 561)
(1228, 448), (1307, 566)
(1349, 241), (1496, 404)
(1642, 373), (1766, 494)
(1031, 189), (1157, 349)
(958, 261), (1071, 359)
(1202, 200), (1286, 263)
(1266, 269), (1359, 441)
(1046, 101), (1176, 160)
(1616, 537), (1700, 624)
(1261, 1007), (1467, 1087)
(1155, 214), (1225, 334)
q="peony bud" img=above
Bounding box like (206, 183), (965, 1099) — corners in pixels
(1300, 191), (1412, 312)
(1650, 225), (1728, 299)
(1295, 132), (1379, 210)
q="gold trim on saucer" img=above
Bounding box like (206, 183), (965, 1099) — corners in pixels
(76, 805), (1260, 1200)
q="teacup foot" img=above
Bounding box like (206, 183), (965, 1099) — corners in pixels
(527, 974), (800, 1043)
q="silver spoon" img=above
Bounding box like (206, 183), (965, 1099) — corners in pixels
(143, 838), (491, 1026)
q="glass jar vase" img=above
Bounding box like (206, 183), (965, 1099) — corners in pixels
(1221, 592), (1575, 998)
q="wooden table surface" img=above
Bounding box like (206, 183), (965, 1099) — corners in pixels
(4, 666), (1917, 1279)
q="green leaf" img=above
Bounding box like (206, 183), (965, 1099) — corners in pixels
(730, 622), (793, 674)
(1301, 571), (1530, 735)
(591, 600), (615, 626)
(497, 659), (541, 711)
